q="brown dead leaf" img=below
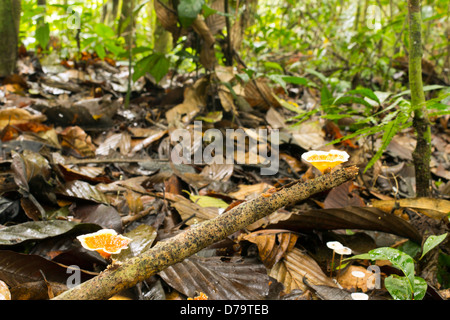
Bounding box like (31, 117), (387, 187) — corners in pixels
(215, 65), (235, 83)
(324, 181), (365, 209)
(167, 193), (219, 224)
(164, 174), (183, 195)
(128, 129), (167, 156)
(244, 78), (281, 110)
(154, 0), (184, 42)
(247, 209), (294, 231)
(229, 182), (273, 200)
(284, 120), (326, 151)
(96, 132), (132, 156)
(192, 17), (216, 71)
(386, 134), (415, 161)
(265, 107), (286, 129)
(57, 164), (111, 184)
(159, 255), (271, 300)
(59, 126), (96, 158)
(0, 108), (46, 130)
(269, 247), (336, 294)
(372, 197), (450, 220)
(269, 206), (422, 243)
(279, 153), (304, 173)
(166, 77), (208, 127)
(337, 265), (376, 293)
(242, 230), (298, 268)
(57, 180), (109, 204)
(205, 0), (226, 34)
(432, 163), (450, 181)
(200, 162), (234, 182)
(217, 86), (238, 114)
(10, 280), (67, 300)
(125, 190), (144, 215)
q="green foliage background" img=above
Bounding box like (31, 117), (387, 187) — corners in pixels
(18, 0), (450, 171)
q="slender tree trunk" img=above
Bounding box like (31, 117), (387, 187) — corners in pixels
(408, 0), (432, 197)
(0, 0), (21, 77)
(101, 0), (119, 26)
(445, 1), (450, 78)
(152, 0), (172, 55)
(37, 0), (46, 24)
(118, 0), (135, 46)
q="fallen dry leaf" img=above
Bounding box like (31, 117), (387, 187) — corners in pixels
(372, 197), (450, 220)
(0, 107), (46, 130)
(337, 265), (378, 292)
(242, 230), (298, 268)
(269, 247), (336, 294)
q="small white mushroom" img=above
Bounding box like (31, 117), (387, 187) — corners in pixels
(351, 270), (366, 292)
(351, 292), (369, 300)
(335, 246), (352, 255)
(351, 270), (366, 278)
(335, 246), (352, 278)
(326, 241), (344, 277)
(326, 241), (344, 250)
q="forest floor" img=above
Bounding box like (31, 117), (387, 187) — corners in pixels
(0, 49), (449, 301)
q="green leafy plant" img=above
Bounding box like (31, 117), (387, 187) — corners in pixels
(133, 52), (170, 83)
(283, 71), (450, 174)
(35, 22), (50, 49)
(347, 233), (447, 300)
(83, 23), (125, 59)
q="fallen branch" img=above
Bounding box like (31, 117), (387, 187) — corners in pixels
(53, 166), (359, 300)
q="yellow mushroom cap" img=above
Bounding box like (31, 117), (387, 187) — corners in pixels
(77, 229), (132, 258)
(301, 150), (350, 174)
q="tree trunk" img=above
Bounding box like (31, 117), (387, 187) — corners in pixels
(101, 0), (119, 26)
(118, 0), (135, 47)
(408, 0), (432, 197)
(0, 0), (21, 77)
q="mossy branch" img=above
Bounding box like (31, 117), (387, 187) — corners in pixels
(53, 166), (359, 300)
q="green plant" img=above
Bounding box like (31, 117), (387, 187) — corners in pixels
(283, 72), (450, 174)
(347, 233), (447, 300)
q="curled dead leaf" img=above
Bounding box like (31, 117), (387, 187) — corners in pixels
(242, 230), (298, 268)
(372, 197), (450, 220)
(269, 247), (336, 294)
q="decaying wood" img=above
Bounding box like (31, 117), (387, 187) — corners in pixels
(53, 166), (359, 300)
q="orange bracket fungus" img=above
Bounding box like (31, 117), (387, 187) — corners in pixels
(77, 229), (132, 259)
(301, 150), (350, 174)
(188, 292), (209, 300)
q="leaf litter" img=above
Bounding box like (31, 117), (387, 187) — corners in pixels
(0, 35), (449, 302)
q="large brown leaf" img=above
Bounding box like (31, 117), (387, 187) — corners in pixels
(72, 203), (123, 232)
(242, 230), (298, 268)
(159, 255), (271, 300)
(0, 220), (98, 246)
(372, 197), (450, 220)
(11, 150), (56, 219)
(267, 206), (422, 243)
(0, 250), (95, 287)
(269, 247), (336, 294)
